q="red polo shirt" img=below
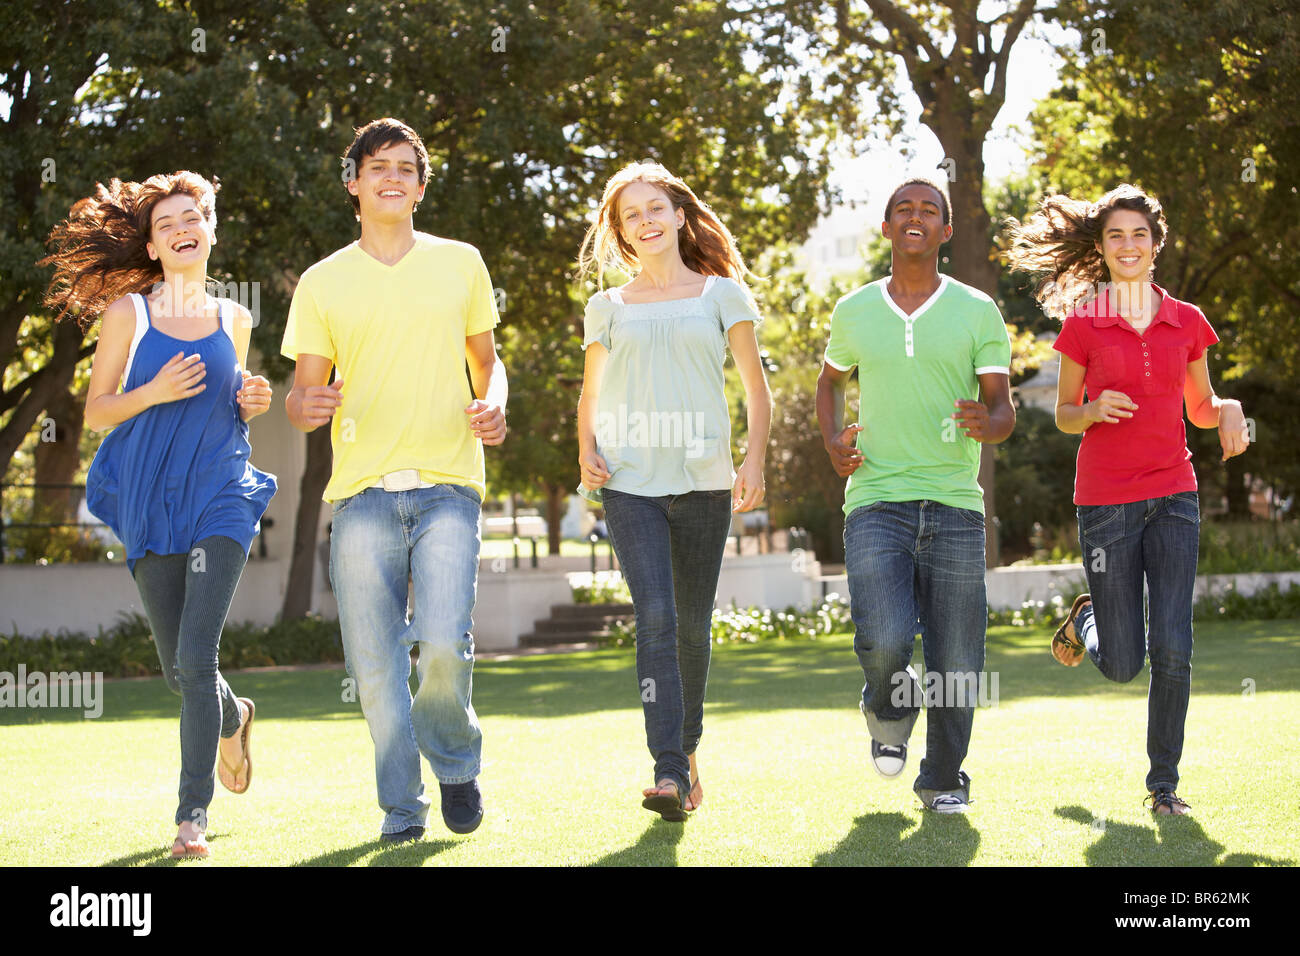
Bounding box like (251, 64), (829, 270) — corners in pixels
(1053, 285), (1219, 506)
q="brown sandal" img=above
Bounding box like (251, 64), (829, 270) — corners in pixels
(1051, 594), (1091, 666)
(218, 697), (254, 794)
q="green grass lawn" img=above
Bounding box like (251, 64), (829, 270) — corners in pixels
(1, 619), (1297, 866)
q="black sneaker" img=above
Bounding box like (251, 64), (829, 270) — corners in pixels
(916, 771), (972, 813)
(380, 824), (425, 844)
(441, 779), (484, 834)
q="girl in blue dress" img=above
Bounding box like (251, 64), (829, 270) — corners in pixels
(42, 172), (276, 858)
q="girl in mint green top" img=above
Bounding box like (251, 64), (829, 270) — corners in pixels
(576, 162), (772, 821)
(579, 274), (759, 500)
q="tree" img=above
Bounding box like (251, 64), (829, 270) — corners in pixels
(1027, 0), (1300, 514)
(6, 1), (841, 612)
(792, 0), (1056, 564)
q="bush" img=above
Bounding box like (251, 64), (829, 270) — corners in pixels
(570, 571), (631, 605)
(0, 613), (343, 677)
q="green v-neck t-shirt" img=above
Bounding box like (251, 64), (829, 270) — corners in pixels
(823, 275), (1012, 516)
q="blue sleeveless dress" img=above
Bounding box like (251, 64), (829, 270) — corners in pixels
(86, 294), (277, 570)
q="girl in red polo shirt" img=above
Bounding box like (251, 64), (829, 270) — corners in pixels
(1006, 184), (1248, 816)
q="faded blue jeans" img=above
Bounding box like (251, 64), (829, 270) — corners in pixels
(1074, 491), (1200, 791)
(329, 484), (483, 835)
(132, 535), (248, 827)
(602, 488), (733, 798)
(844, 500), (988, 793)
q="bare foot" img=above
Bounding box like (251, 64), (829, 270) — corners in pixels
(642, 779), (680, 801)
(217, 699), (251, 793)
(684, 753), (703, 811)
(170, 820), (209, 858)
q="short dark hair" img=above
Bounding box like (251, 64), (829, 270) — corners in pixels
(341, 117), (430, 217)
(885, 178), (950, 226)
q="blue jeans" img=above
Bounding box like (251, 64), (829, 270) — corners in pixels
(329, 484), (483, 834)
(1074, 491), (1199, 791)
(602, 488), (733, 797)
(844, 500), (987, 792)
(132, 535), (247, 827)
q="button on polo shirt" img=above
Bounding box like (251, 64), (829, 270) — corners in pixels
(824, 276), (1012, 516)
(1053, 285), (1219, 506)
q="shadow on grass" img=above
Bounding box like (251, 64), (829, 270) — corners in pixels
(1054, 805), (1293, 867)
(101, 831), (229, 867)
(5, 620), (1296, 726)
(813, 810), (980, 866)
(288, 835), (458, 867)
(591, 817), (686, 867)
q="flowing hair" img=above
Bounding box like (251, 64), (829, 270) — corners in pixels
(40, 171), (219, 327)
(577, 162), (757, 291)
(1003, 183), (1167, 320)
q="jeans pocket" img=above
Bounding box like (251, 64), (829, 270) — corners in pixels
(953, 506), (986, 529)
(1078, 503), (1126, 550)
(331, 490), (362, 518)
(446, 483), (482, 506)
(1166, 491), (1200, 525)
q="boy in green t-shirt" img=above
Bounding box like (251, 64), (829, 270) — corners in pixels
(282, 118), (507, 842)
(816, 179), (1014, 813)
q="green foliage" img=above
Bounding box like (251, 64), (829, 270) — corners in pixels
(0, 612), (342, 676)
(994, 406), (1082, 560)
(605, 594), (855, 646)
(570, 571), (630, 605)
(1194, 581), (1300, 621)
(1031, 0), (1300, 510)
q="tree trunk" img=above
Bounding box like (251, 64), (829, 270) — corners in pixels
(280, 425), (333, 620)
(546, 482), (564, 555)
(0, 321), (86, 478)
(32, 387), (86, 522)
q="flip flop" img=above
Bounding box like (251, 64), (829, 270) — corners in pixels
(1051, 594), (1091, 667)
(642, 779), (687, 822)
(218, 697), (254, 794)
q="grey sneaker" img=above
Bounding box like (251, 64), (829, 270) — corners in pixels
(916, 771), (972, 813)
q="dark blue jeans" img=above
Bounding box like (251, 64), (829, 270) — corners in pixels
(602, 488), (733, 797)
(1075, 491), (1199, 791)
(131, 535), (247, 827)
(844, 500), (987, 792)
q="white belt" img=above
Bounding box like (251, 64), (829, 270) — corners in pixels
(368, 469), (437, 492)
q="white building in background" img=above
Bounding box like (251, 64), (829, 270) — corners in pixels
(793, 203), (876, 291)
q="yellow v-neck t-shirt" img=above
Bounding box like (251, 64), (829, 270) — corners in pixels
(281, 233), (500, 502)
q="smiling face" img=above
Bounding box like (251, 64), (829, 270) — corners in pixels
(616, 180), (684, 261)
(1096, 208), (1156, 282)
(147, 193), (214, 269)
(347, 141), (426, 223)
(882, 183), (952, 259)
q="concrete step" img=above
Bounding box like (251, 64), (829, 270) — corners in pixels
(519, 629), (621, 647)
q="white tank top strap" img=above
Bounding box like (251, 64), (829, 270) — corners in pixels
(120, 293), (152, 390)
(219, 297), (236, 346)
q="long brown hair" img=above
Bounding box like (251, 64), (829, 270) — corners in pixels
(1003, 183), (1167, 319)
(40, 171), (219, 327)
(577, 162), (756, 290)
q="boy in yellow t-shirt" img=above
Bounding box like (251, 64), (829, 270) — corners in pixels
(282, 118), (507, 842)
